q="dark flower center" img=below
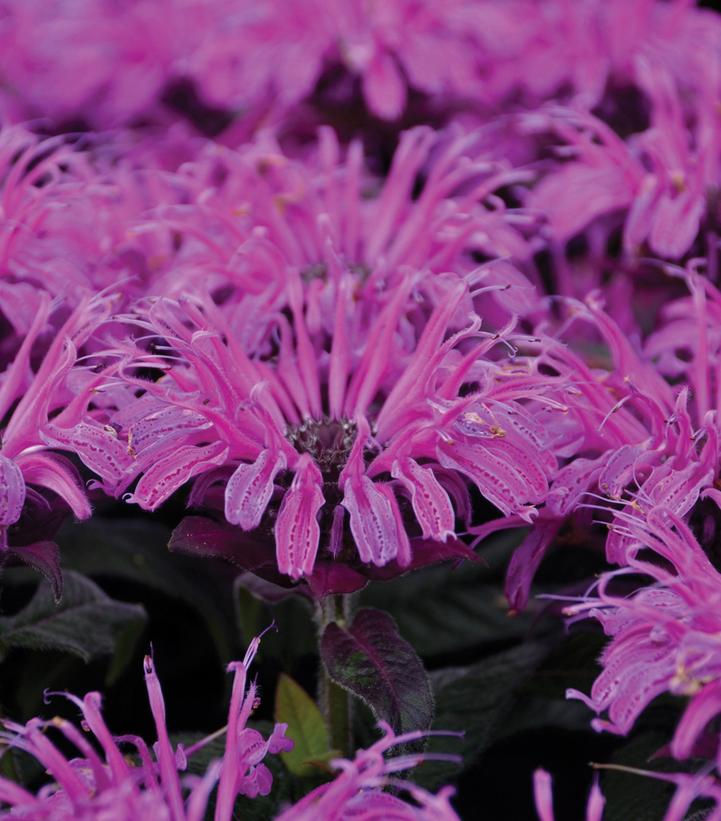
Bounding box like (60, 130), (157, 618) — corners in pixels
(286, 418), (358, 478)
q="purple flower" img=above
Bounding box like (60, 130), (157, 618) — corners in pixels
(276, 721), (460, 821)
(0, 291), (114, 591)
(527, 58), (720, 260)
(495, 282), (721, 608)
(135, 124), (536, 305)
(0, 0), (174, 129)
(0, 635), (292, 820)
(96, 265), (556, 580)
(183, 0), (484, 123)
(565, 507), (721, 746)
(473, 0), (719, 111)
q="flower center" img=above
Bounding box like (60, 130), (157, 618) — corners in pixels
(286, 417), (358, 477)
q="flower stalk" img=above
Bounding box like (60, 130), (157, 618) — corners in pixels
(317, 593), (353, 757)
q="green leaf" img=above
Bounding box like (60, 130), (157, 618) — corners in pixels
(320, 608), (434, 735)
(234, 580), (264, 647)
(275, 673), (335, 776)
(0, 570), (146, 663)
(105, 614), (148, 685)
(59, 517), (233, 661)
(360, 531), (535, 659)
(416, 641), (549, 789)
(601, 732), (686, 821)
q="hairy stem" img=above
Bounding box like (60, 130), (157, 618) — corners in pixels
(317, 593), (352, 757)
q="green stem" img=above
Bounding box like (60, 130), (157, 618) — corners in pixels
(317, 593), (352, 757)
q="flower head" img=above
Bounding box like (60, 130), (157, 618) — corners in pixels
(0, 289), (117, 595)
(0, 634), (292, 820)
(565, 506), (721, 751)
(92, 264), (556, 584)
(135, 123), (536, 309)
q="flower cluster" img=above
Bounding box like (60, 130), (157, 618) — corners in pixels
(4, 0), (721, 817)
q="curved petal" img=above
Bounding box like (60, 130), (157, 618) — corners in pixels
(275, 454), (324, 578)
(391, 457), (454, 542)
(225, 449), (287, 530)
(16, 452), (90, 520)
(342, 473), (400, 566)
(130, 441), (229, 511)
(0, 453), (25, 528)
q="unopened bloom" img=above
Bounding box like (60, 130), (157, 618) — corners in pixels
(276, 721), (460, 821)
(0, 635), (292, 820)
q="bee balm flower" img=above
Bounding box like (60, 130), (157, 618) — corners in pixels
(99, 268), (555, 582)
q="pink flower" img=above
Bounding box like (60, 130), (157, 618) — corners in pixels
(183, 0), (483, 123)
(0, 635), (292, 820)
(100, 266), (556, 580)
(527, 58), (721, 260)
(565, 507), (721, 746)
(0, 291), (114, 591)
(134, 124), (536, 307)
(472, 0), (718, 110)
(0, 0), (174, 129)
(276, 721), (460, 821)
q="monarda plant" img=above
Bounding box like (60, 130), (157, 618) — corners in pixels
(4, 2), (721, 820)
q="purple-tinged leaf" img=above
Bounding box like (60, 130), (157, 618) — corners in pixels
(305, 563), (369, 597)
(168, 516), (276, 572)
(320, 608), (434, 734)
(235, 573), (309, 604)
(9, 541), (62, 602)
(365, 537), (482, 581)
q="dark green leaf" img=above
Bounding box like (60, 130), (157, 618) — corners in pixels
(0, 571), (146, 663)
(60, 517), (233, 661)
(320, 608), (434, 735)
(234, 580), (264, 647)
(106, 614), (148, 685)
(10, 542), (62, 602)
(416, 641), (549, 789)
(601, 732), (684, 821)
(360, 531), (535, 659)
